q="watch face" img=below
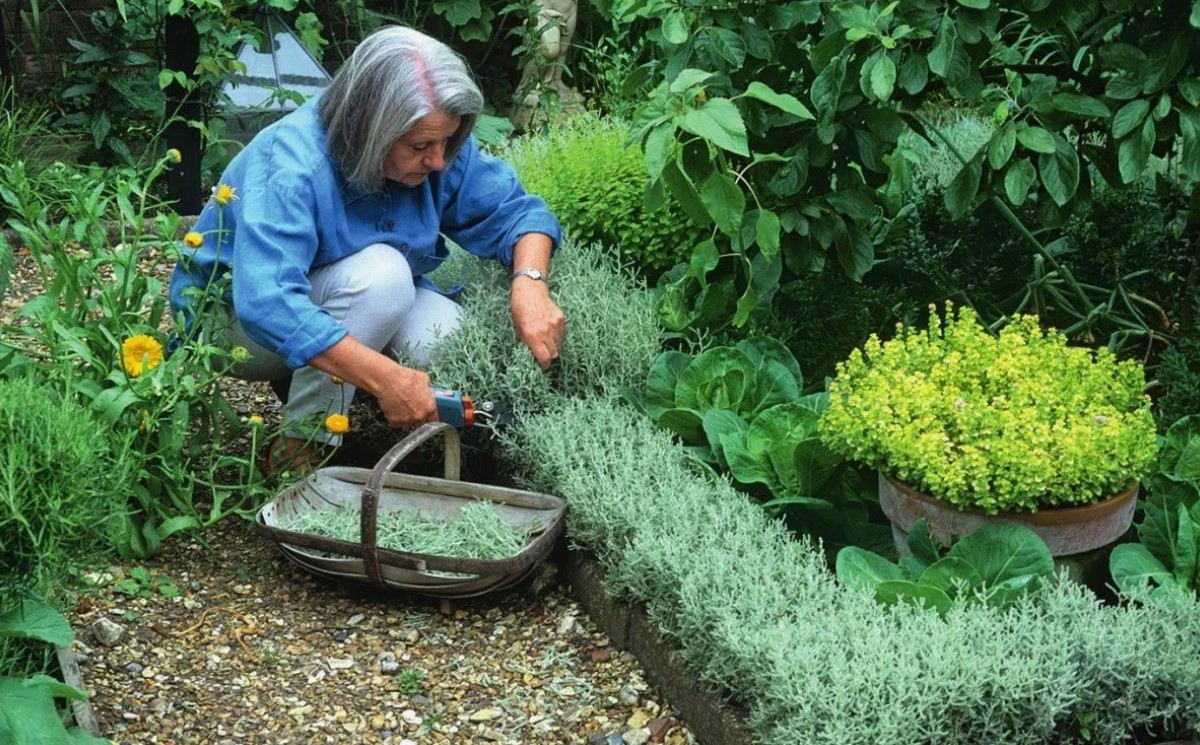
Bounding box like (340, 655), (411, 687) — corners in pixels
(515, 268), (544, 281)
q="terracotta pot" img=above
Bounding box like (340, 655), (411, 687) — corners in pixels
(877, 472), (1139, 558)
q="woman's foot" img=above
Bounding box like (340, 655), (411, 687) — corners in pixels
(265, 436), (327, 476)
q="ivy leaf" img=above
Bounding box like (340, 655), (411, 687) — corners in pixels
(1112, 99), (1150, 139)
(1004, 158), (1036, 206)
(1118, 116), (1155, 183)
(700, 172), (745, 236)
(1016, 126), (1056, 154)
(1038, 136), (1080, 207)
(741, 81), (815, 121)
(680, 98), (750, 157)
(944, 158), (982, 218)
(871, 54), (897, 101)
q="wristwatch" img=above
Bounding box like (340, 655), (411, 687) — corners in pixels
(511, 267), (546, 283)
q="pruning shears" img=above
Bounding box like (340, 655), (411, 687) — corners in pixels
(431, 388), (514, 429)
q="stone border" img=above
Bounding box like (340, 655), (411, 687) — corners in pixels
(560, 550), (754, 745)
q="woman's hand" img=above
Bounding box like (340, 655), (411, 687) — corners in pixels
(511, 278), (566, 370)
(310, 336), (437, 429)
(375, 365), (437, 428)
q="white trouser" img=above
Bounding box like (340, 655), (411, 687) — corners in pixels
(225, 243), (461, 445)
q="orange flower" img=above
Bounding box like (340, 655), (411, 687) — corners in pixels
(122, 335), (163, 377)
(325, 414), (350, 434)
(213, 184), (237, 206)
(183, 231), (203, 248)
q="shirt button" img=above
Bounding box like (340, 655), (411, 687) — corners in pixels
(387, 220), (395, 229)
(399, 243), (409, 252)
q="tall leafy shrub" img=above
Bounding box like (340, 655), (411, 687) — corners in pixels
(498, 114), (705, 276)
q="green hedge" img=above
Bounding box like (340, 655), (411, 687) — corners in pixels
(429, 238), (1200, 745)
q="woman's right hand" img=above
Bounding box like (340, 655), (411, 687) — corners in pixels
(375, 365), (437, 429)
(309, 336), (437, 430)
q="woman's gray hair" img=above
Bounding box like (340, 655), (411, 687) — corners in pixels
(319, 26), (484, 192)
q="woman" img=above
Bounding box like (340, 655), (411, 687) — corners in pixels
(169, 26), (565, 472)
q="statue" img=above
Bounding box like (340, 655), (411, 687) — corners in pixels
(509, 0), (584, 131)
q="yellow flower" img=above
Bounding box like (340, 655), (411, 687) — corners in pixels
(231, 346), (251, 363)
(213, 184), (237, 206)
(166, 148), (182, 164)
(248, 414), (264, 427)
(122, 335), (164, 377)
(183, 231), (203, 248)
(325, 414), (350, 434)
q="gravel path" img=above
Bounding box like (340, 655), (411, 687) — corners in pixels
(3, 242), (697, 745)
(67, 519), (694, 745)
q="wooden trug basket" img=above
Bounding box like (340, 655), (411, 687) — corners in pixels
(255, 422), (566, 599)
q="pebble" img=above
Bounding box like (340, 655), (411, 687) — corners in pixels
(623, 728), (650, 745)
(557, 612), (579, 635)
(124, 662), (143, 675)
(91, 617), (125, 647)
(469, 707), (504, 722)
(380, 660), (401, 675)
(627, 709), (651, 729)
(347, 614), (366, 627)
(332, 629), (349, 642)
(327, 657), (355, 670)
(617, 684), (640, 706)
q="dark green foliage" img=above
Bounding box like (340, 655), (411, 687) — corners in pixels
(1155, 337), (1200, 429)
(500, 115), (706, 277)
(0, 376), (129, 599)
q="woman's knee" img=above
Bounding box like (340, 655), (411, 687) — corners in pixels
(310, 243), (416, 324)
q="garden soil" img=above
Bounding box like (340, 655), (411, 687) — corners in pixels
(4, 243), (697, 745)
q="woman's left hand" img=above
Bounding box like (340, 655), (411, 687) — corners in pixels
(511, 279), (566, 370)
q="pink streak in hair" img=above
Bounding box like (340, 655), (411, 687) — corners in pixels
(410, 51), (436, 106)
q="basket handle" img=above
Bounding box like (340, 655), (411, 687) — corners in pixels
(360, 422), (462, 587)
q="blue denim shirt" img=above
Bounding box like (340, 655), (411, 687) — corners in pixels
(168, 97), (561, 369)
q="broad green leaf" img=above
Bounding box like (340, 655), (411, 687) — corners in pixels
(662, 11), (689, 44)
(644, 351), (692, 414)
(927, 19), (957, 78)
(740, 81), (815, 121)
(434, 0), (481, 26)
(871, 54), (897, 101)
(755, 208), (781, 259)
(987, 123), (1016, 170)
(836, 220), (874, 281)
(919, 556), (984, 600)
(660, 159), (712, 226)
(1118, 116), (1155, 183)
(703, 409), (749, 470)
(1052, 93), (1110, 118)
(1193, 0), (1200, 27)
(680, 99), (750, 157)
(875, 580), (953, 615)
(944, 158), (982, 218)
(643, 121), (676, 182)
(676, 347), (757, 413)
(704, 27), (746, 67)
(957, 0), (989, 7)
(1004, 158), (1036, 206)
(1174, 506), (1197, 586)
(1178, 107), (1200, 179)
(836, 547), (904, 592)
(670, 69), (716, 95)
(897, 53), (928, 95)
(947, 523), (1054, 588)
(1016, 126), (1056, 154)
(700, 172), (745, 235)
(658, 408), (706, 444)
(1038, 137), (1080, 207)
(907, 518), (944, 566)
(1160, 414), (1200, 482)
(845, 27), (871, 42)
(23, 674), (89, 702)
(1110, 543), (1175, 597)
(0, 678), (96, 745)
(1112, 99), (1150, 139)
(0, 601), (73, 646)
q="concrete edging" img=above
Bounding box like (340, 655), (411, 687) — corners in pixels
(560, 551), (754, 745)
